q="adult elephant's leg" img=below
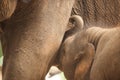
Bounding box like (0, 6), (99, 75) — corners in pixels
(2, 0), (75, 80)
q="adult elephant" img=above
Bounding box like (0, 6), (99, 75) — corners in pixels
(0, 0), (75, 80)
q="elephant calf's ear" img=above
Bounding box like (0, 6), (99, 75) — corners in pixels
(87, 43), (95, 58)
(74, 43), (95, 80)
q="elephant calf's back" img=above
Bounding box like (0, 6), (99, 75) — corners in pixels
(90, 30), (120, 80)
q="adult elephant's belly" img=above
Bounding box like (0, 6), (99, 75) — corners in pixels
(2, 0), (75, 80)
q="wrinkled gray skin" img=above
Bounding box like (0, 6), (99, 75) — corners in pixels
(59, 15), (120, 80)
(0, 0), (75, 80)
(72, 0), (120, 27)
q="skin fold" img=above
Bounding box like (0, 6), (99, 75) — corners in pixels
(58, 15), (120, 80)
(1, 0), (75, 80)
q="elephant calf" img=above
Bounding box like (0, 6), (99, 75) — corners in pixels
(58, 15), (120, 80)
(58, 15), (95, 80)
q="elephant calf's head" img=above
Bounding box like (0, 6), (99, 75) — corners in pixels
(58, 15), (95, 80)
(0, 0), (17, 21)
(59, 31), (95, 80)
(74, 42), (95, 80)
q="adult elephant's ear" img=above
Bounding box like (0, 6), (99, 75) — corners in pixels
(0, 0), (17, 21)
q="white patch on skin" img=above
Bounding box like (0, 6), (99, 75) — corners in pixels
(22, 0), (31, 3)
(45, 66), (66, 80)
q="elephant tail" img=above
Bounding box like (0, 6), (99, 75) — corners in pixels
(63, 15), (84, 42)
(69, 15), (84, 30)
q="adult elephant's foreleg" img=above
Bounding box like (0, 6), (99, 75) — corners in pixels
(2, 0), (75, 80)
